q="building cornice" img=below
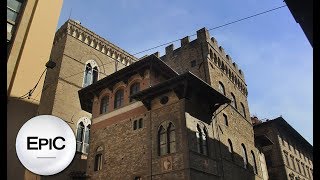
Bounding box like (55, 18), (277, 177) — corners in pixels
(53, 19), (138, 66)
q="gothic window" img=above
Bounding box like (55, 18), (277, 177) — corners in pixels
(230, 93), (237, 109)
(76, 122), (84, 152)
(223, 113), (228, 126)
(100, 96), (109, 114)
(241, 143), (248, 169)
(130, 82), (140, 102)
(240, 102), (246, 118)
(83, 61), (99, 87)
(76, 118), (91, 154)
(114, 89), (124, 109)
(168, 123), (176, 153)
(158, 126), (167, 156)
(93, 67), (98, 83)
(158, 122), (176, 156)
(94, 146), (103, 171)
(214, 53), (217, 63)
(218, 81), (226, 95)
(296, 159), (301, 173)
(228, 139), (234, 161)
(251, 151), (258, 174)
(196, 124), (208, 155)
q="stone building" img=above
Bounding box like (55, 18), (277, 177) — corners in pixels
(37, 19), (137, 179)
(253, 116), (313, 180)
(78, 28), (268, 179)
(7, 0), (63, 179)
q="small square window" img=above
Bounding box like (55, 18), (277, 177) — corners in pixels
(191, 60), (196, 67)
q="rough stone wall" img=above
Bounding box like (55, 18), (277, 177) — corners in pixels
(37, 20), (138, 179)
(88, 90), (188, 179)
(161, 28), (262, 180)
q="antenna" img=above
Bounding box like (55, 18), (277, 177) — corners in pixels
(68, 8), (72, 20)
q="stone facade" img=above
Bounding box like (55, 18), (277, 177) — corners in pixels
(41, 19), (268, 179)
(37, 19), (137, 179)
(253, 117), (313, 180)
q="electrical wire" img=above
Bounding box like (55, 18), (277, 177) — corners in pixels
(132, 5), (287, 55)
(25, 4), (287, 102)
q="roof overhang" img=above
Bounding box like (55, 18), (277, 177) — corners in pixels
(79, 54), (179, 113)
(132, 72), (231, 123)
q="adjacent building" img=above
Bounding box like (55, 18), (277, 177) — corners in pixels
(79, 28), (268, 179)
(253, 116), (313, 180)
(7, 0), (63, 179)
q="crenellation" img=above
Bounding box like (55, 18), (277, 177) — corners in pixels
(165, 44), (174, 56)
(181, 36), (190, 47)
(196, 27), (210, 42)
(218, 46), (226, 57)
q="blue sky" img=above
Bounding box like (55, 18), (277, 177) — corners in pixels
(57, 0), (313, 144)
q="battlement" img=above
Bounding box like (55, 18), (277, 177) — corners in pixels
(53, 19), (138, 66)
(161, 27), (248, 96)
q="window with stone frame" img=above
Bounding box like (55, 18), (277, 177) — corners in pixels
(230, 93), (237, 109)
(196, 124), (208, 155)
(100, 96), (109, 114)
(130, 82), (140, 102)
(158, 122), (176, 156)
(227, 139), (234, 161)
(218, 81), (226, 96)
(94, 146), (103, 171)
(240, 102), (246, 118)
(296, 159), (301, 173)
(251, 151), (258, 174)
(83, 61), (99, 87)
(76, 118), (91, 154)
(241, 144), (248, 169)
(114, 89), (124, 109)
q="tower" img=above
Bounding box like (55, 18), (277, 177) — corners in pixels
(37, 19), (137, 179)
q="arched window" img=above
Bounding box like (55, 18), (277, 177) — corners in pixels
(214, 53), (217, 63)
(83, 61), (99, 87)
(114, 89), (124, 109)
(168, 123), (176, 153)
(241, 144), (248, 169)
(251, 150), (258, 174)
(94, 146), (103, 171)
(241, 102), (246, 118)
(231, 93), (237, 109)
(196, 124), (208, 155)
(76, 122), (84, 152)
(84, 64), (92, 87)
(218, 82), (226, 95)
(83, 125), (90, 154)
(100, 96), (109, 114)
(158, 122), (176, 156)
(93, 67), (98, 83)
(210, 49), (214, 60)
(76, 118), (91, 154)
(158, 126), (167, 156)
(218, 57), (221, 67)
(130, 82), (140, 102)
(228, 139), (234, 161)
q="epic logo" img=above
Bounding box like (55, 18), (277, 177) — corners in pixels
(16, 115), (76, 176)
(27, 136), (65, 150)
